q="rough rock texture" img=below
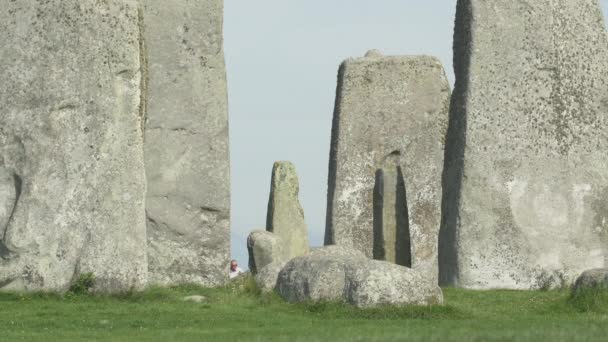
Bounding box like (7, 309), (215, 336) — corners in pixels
(0, 0), (147, 291)
(247, 230), (284, 274)
(346, 260), (443, 308)
(373, 167), (411, 267)
(572, 269), (608, 292)
(440, 0), (608, 289)
(143, 0), (230, 286)
(267, 161), (309, 259)
(277, 246), (442, 307)
(254, 261), (286, 293)
(325, 51), (450, 285)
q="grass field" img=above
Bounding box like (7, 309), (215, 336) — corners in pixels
(1, 277), (607, 341)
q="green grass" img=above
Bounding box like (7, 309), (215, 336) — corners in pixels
(1, 277), (608, 341)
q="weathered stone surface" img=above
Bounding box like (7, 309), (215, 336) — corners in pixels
(254, 261), (286, 293)
(373, 167), (411, 267)
(440, 0), (608, 289)
(325, 51), (450, 285)
(573, 269), (608, 292)
(247, 230), (284, 274)
(143, 0), (230, 286)
(0, 0), (147, 291)
(277, 246), (366, 303)
(346, 260), (443, 308)
(277, 246), (442, 307)
(267, 161), (309, 259)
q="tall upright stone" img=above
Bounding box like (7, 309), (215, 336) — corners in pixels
(373, 167), (411, 268)
(143, 0), (230, 286)
(267, 161), (309, 259)
(440, 0), (608, 289)
(325, 51), (451, 284)
(0, 0), (147, 291)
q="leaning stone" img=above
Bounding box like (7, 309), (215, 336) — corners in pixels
(440, 0), (608, 289)
(247, 230), (284, 274)
(325, 51), (450, 286)
(143, 0), (231, 286)
(254, 261), (286, 293)
(277, 246), (441, 307)
(266, 161), (309, 259)
(573, 269), (608, 292)
(0, 0), (147, 292)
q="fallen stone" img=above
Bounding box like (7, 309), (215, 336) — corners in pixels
(0, 0), (147, 292)
(143, 0), (231, 286)
(247, 230), (284, 274)
(277, 246), (442, 307)
(325, 51), (450, 286)
(254, 261), (286, 293)
(440, 0), (608, 289)
(267, 161), (309, 259)
(346, 260), (443, 308)
(573, 269), (608, 292)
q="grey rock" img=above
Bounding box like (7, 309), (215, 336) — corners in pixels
(143, 0), (230, 286)
(573, 269), (608, 292)
(325, 52), (450, 286)
(346, 260), (443, 308)
(277, 246), (442, 307)
(267, 161), (309, 259)
(277, 246), (365, 303)
(0, 0), (147, 292)
(254, 261), (286, 293)
(247, 230), (284, 274)
(440, 0), (608, 289)
(373, 167), (411, 268)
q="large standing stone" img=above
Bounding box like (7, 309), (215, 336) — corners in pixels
(266, 161), (309, 259)
(325, 51), (450, 284)
(143, 0), (230, 286)
(440, 0), (608, 289)
(0, 0), (147, 291)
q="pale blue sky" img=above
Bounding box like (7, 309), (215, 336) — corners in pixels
(225, 0), (608, 267)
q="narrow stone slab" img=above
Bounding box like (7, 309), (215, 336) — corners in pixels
(0, 0), (147, 291)
(325, 51), (450, 283)
(143, 0), (230, 286)
(373, 167), (411, 267)
(440, 0), (608, 289)
(266, 161), (309, 259)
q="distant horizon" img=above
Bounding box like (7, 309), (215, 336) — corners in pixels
(226, 0), (608, 269)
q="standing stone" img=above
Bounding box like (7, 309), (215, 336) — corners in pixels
(247, 230), (284, 274)
(0, 0), (147, 291)
(266, 161), (309, 259)
(440, 0), (608, 289)
(143, 0), (230, 286)
(373, 167), (411, 268)
(325, 51), (450, 284)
